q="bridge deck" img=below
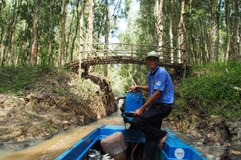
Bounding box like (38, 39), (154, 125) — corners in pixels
(66, 56), (188, 74)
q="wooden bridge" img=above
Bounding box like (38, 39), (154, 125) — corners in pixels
(66, 43), (190, 77)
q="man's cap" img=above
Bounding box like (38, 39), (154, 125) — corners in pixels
(146, 51), (159, 60)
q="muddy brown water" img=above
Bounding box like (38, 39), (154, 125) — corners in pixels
(0, 112), (124, 160)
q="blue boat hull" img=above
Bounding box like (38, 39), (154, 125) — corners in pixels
(55, 125), (207, 160)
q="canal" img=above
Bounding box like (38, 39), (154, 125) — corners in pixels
(0, 109), (223, 160)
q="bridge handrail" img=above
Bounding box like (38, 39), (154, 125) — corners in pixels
(91, 43), (186, 51)
(81, 42), (186, 63)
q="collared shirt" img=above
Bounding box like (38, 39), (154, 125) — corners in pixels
(148, 66), (174, 104)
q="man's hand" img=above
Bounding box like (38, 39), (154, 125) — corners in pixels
(129, 86), (137, 92)
(135, 108), (143, 116)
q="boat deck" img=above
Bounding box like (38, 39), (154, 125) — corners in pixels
(55, 125), (207, 160)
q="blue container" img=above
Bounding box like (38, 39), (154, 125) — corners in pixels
(124, 92), (144, 112)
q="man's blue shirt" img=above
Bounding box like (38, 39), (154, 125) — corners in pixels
(148, 66), (174, 104)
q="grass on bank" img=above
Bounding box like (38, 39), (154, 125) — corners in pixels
(0, 65), (98, 96)
(175, 61), (241, 121)
(0, 65), (54, 93)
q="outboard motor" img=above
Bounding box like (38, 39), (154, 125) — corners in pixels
(118, 91), (145, 123)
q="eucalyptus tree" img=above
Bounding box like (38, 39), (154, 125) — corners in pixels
(59, 0), (68, 66)
(67, 0), (80, 62)
(155, 0), (164, 58)
(81, 0), (132, 77)
(30, 0), (40, 65)
(78, 0), (86, 78)
(224, 0), (231, 62)
(214, 0), (222, 61)
(118, 0), (154, 88)
(103, 0), (110, 77)
(232, 0), (241, 60)
(135, 0), (156, 47)
(86, 0), (93, 58)
(38, 0), (62, 66)
(168, 0), (174, 63)
(185, 0), (241, 63)
(131, 0), (182, 61)
(0, 0), (63, 66)
(225, 0), (240, 61)
(185, 1), (209, 64)
(1, 0), (239, 69)
(177, 0), (185, 64)
(91, 0), (110, 76)
(0, 0), (19, 66)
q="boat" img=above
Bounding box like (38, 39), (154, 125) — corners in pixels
(55, 92), (207, 160)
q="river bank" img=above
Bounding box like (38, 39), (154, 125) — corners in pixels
(0, 69), (117, 155)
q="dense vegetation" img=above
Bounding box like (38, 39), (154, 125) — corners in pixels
(175, 61), (241, 121)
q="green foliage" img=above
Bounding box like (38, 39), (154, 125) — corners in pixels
(0, 65), (52, 93)
(175, 61), (241, 121)
(118, 64), (148, 92)
(135, 0), (156, 46)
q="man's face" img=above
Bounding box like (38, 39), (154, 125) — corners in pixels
(146, 57), (159, 70)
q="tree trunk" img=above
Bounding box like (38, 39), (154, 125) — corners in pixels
(2, 0), (18, 66)
(214, 0), (221, 61)
(169, 0), (174, 63)
(187, 1), (197, 64)
(224, 0), (231, 61)
(202, 17), (209, 62)
(231, 0), (239, 60)
(86, 0), (93, 58)
(104, 0), (109, 77)
(0, 33), (6, 66)
(30, 0), (40, 65)
(60, 0), (66, 66)
(154, 0), (164, 58)
(49, 1), (55, 66)
(70, 3), (80, 62)
(208, 0), (215, 62)
(177, 0), (185, 64)
(79, 0), (86, 78)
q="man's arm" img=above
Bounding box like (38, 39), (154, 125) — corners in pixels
(135, 90), (162, 116)
(129, 85), (149, 92)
